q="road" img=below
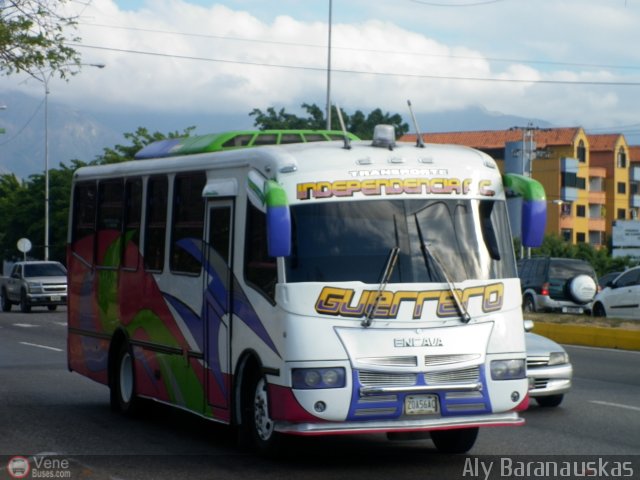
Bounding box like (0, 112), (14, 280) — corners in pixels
(1, 308), (639, 479)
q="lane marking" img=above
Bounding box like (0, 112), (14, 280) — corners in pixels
(19, 341), (63, 352)
(590, 400), (640, 412)
(13, 323), (36, 328)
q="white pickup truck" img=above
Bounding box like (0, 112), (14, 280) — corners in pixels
(0, 261), (68, 313)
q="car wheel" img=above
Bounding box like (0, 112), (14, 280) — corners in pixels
(111, 341), (139, 415)
(523, 295), (536, 313)
(240, 367), (283, 455)
(535, 394), (564, 408)
(1, 289), (11, 312)
(567, 275), (597, 304)
(430, 427), (478, 454)
(592, 302), (606, 318)
(19, 289), (31, 313)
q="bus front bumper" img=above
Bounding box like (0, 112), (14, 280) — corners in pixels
(274, 411), (524, 436)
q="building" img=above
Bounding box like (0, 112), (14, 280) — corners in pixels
(401, 127), (635, 248)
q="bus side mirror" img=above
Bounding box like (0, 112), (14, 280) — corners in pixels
(503, 174), (547, 248)
(265, 180), (291, 257)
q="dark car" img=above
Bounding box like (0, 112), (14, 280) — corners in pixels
(517, 257), (598, 314)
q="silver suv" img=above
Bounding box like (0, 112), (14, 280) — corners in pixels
(517, 257), (598, 314)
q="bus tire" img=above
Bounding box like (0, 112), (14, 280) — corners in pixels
(535, 394), (564, 408)
(240, 366), (283, 455)
(111, 341), (139, 416)
(430, 427), (479, 454)
(1, 289), (11, 312)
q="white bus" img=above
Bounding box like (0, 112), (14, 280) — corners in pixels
(67, 126), (547, 453)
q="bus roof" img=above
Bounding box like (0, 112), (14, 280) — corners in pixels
(134, 129), (361, 159)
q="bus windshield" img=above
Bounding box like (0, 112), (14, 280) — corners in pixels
(285, 199), (516, 284)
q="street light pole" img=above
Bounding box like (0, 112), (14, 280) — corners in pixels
(44, 75), (50, 260)
(42, 63), (105, 260)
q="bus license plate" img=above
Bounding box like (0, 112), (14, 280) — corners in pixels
(405, 395), (439, 415)
(50, 295), (61, 301)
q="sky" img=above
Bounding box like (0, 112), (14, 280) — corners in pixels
(6, 0), (640, 136)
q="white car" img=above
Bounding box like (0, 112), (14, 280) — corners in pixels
(592, 266), (640, 319)
(524, 320), (573, 408)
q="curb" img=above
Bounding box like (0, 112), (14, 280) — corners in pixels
(532, 322), (640, 351)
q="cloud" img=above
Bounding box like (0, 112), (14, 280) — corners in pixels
(8, 0), (640, 131)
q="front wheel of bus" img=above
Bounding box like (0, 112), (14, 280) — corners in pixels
(430, 427), (478, 454)
(241, 369), (283, 455)
(112, 342), (139, 415)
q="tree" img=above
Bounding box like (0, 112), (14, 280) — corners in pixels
(0, 128), (192, 263)
(0, 0), (81, 79)
(249, 103), (409, 140)
(530, 234), (635, 276)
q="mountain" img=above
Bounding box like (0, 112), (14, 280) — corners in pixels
(0, 90), (555, 178)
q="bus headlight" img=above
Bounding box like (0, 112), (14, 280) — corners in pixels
(292, 368), (346, 389)
(490, 359), (526, 380)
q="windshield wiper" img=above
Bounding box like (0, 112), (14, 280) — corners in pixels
(362, 246), (400, 328)
(414, 215), (471, 324)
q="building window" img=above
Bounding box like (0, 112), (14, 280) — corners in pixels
(576, 232), (586, 243)
(561, 172), (576, 188)
(576, 205), (586, 217)
(617, 209), (626, 220)
(617, 148), (627, 168)
(577, 140), (586, 163)
(617, 182), (626, 194)
(561, 229), (573, 242)
(560, 203), (572, 216)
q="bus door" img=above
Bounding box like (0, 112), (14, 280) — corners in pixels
(203, 199), (234, 417)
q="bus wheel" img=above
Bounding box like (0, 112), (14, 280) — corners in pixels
(430, 427), (478, 454)
(111, 341), (139, 415)
(241, 369), (282, 454)
(535, 394), (564, 408)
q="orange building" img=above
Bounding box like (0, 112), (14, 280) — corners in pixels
(401, 127), (618, 247)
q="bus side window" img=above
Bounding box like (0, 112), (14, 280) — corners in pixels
(71, 181), (97, 266)
(144, 175), (168, 272)
(96, 179), (124, 268)
(244, 202), (276, 302)
(122, 178), (143, 270)
(171, 172), (206, 275)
